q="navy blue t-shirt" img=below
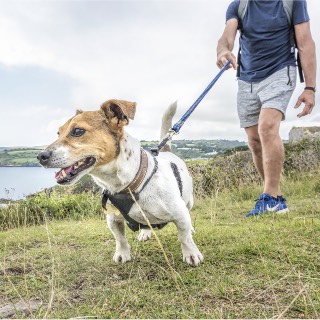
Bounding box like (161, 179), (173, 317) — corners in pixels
(226, 0), (310, 82)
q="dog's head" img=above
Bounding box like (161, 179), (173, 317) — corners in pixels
(37, 99), (136, 185)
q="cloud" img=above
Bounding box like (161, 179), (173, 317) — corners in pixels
(0, 0), (319, 146)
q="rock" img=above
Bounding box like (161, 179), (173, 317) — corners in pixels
(289, 126), (320, 143)
(0, 299), (42, 318)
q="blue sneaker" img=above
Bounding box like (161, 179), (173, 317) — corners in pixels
(276, 195), (289, 214)
(245, 193), (279, 217)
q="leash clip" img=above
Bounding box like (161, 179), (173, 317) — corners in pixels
(168, 129), (177, 137)
(150, 129), (177, 156)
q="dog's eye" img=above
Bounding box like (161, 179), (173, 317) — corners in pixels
(71, 127), (86, 137)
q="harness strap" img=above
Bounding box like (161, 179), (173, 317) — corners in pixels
(140, 155), (157, 190)
(102, 190), (167, 231)
(103, 191), (136, 231)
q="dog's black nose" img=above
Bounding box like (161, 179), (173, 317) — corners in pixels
(37, 151), (52, 166)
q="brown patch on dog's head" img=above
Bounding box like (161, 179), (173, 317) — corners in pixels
(60, 99), (138, 164)
(55, 109), (122, 166)
(40, 99), (137, 185)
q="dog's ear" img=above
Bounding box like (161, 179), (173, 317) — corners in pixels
(101, 99), (136, 127)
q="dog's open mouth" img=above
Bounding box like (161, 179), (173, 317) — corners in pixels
(55, 157), (96, 184)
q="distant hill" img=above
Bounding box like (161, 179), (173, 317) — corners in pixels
(142, 139), (247, 159)
(0, 140), (247, 167)
(0, 148), (43, 167)
(0, 146), (44, 152)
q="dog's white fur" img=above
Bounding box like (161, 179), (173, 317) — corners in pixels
(39, 100), (203, 266)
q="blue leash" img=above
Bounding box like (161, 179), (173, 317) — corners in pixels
(151, 61), (231, 156)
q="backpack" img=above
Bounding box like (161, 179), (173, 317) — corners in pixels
(236, 0), (304, 82)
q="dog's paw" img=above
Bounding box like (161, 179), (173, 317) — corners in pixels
(113, 250), (132, 263)
(183, 251), (204, 267)
(137, 229), (152, 241)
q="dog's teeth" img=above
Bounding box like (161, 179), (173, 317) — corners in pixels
(61, 170), (67, 177)
(55, 171), (63, 181)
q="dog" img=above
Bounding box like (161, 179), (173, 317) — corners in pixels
(37, 99), (203, 266)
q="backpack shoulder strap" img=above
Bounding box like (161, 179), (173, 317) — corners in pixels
(282, 0), (294, 25)
(238, 0), (293, 25)
(238, 0), (249, 22)
(236, 0), (248, 77)
(282, 0), (304, 83)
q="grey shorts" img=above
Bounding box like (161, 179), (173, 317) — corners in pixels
(237, 66), (297, 128)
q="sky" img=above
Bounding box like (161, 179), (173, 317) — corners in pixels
(0, 0), (319, 147)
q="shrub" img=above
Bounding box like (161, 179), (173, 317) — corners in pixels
(190, 139), (320, 198)
(0, 190), (102, 231)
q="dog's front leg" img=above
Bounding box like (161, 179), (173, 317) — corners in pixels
(174, 210), (204, 267)
(106, 213), (131, 263)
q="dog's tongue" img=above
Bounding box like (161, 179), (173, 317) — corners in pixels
(55, 165), (74, 179)
(64, 166), (74, 175)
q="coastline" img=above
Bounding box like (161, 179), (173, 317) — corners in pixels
(0, 164), (41, 167)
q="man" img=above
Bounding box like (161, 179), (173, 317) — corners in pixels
(216, 0), (316, 216)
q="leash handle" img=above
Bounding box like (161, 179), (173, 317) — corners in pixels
(172, 60), (231, 133)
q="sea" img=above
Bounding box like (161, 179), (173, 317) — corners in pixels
(0, 167), (57, 200)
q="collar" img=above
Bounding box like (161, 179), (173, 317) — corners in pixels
(103, 148), (158, 198)
(122, 148), (149, 194)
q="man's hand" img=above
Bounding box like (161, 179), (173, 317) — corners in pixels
(294, 90), (315, 118)
(216, 51), (238, 70)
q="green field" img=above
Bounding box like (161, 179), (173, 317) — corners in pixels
(0, 172), (319, 318)
(0, 149), (42, 167)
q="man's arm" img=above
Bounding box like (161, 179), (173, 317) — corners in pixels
(294, 21), (317, 117)
(216, 18), (238, 70)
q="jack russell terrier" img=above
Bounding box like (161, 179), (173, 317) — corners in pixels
(37, 99), (203, 266)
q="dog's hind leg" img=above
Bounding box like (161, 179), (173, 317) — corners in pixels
(106, 213), (131, 263)
(174, 207), (203, 266)
(137, 228), (152, 241)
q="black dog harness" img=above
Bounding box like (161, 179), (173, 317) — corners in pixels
(102, 149), (168, 232)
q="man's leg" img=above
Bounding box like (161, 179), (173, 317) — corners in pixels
(242, 67), (295, 216)
(244, 109), (285, 216)
(258, 108), (284, 198)
(245, 109), (283, 197)
(245, 125), (264, 180)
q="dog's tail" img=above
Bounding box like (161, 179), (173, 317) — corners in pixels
(160, 101), (177, 151)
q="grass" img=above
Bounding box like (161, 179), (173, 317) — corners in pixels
(0, 173), (319, 318)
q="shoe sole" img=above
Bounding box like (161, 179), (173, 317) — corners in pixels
(275, 208), (289, 214)
(245, 207), (289, 217)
